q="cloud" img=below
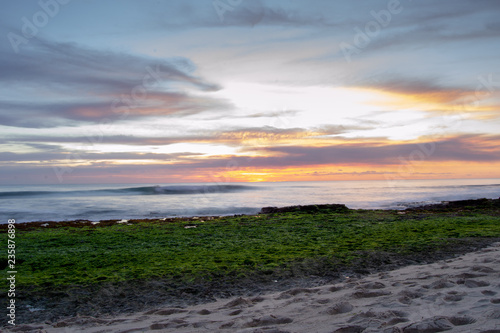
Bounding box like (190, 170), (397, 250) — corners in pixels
(155, 0), (350, 28)
(1, 135), (499, 184)
(3, 123), (376, 150)
(0, 39), (227, 128)
(158, 0), (499, 31)
(302, 170), (451, 176)
(351, 75), (472, 105)
(0, 92), (228, 128)
(1, 38), (219, 90)
(0, 150), (200, 162)
(246, 134), (500, 166)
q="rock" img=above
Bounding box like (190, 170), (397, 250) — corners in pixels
(259, 204), (349, 214)
(407, 198), (500, 211)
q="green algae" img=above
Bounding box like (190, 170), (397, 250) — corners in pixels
(1, 206), (499, 289)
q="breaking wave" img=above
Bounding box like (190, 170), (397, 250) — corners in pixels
(0, 184), (257, 199)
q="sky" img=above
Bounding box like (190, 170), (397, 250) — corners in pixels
(1, 0), (500, 185)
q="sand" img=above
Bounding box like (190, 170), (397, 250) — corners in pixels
(10, 242), (500, 333)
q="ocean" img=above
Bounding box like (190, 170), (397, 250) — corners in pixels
(1, 179), (499, 223)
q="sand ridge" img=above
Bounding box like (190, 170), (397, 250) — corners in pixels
(10, 242), (500, 333)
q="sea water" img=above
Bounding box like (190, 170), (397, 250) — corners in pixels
(1, 179), (499, 223)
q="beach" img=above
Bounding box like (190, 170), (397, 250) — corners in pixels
(9, 241), (500, 332)
(1, 199), (500, 332)
(3, 0), (500, 331)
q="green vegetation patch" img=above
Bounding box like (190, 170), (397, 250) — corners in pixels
(1, 206), (500, 290)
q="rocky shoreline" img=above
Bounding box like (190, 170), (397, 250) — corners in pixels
(2, 198), (499, 232)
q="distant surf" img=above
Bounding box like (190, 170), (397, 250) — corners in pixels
(0, 184), (257, 199)
(1, 179), (499, 223)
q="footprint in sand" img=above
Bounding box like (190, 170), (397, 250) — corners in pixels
(352, 289), (391, 298)
(356, 281), (387, 290)
(447, 315), (477, 326)
(471, 265), (496, 273)
(455, 272), (487, 279)
(486, 308), (500, 319)
(347, 309), (410, 329)
(462, 279), (490, 288)
(228, 309), (244, 316)
(243, 315), (293, 328)
(397, 289), (425, 305)
(443, 290), (466, 302)
(276, 287), (321, 300)
(115, 327), (150, 333)
(149, 318), (189, 330)
(247, 328), (291, 333)
(401, 315), (477, 332)
(197, 309), (211, 315)
(425, 279), (455, 289)
(332, 325), (366, 333)
(329, 285), (343, 292)
(146, 307), (187, 315)
(325, 302), (354, 315)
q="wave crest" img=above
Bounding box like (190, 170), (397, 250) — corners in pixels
(0, 184), (257, 199)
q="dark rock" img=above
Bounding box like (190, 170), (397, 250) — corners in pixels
(259, 204), (349, 214)
(407, 198), (500, 212)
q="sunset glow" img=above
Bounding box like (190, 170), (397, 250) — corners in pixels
(1, 1), (500, 184)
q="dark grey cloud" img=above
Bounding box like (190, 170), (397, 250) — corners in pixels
(0, 39), (219, 91)
(0, 151), (200, 162)
(0, 91), (227, 128)
(4, 134), (182, 146)
(0, 39), (227, 128)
